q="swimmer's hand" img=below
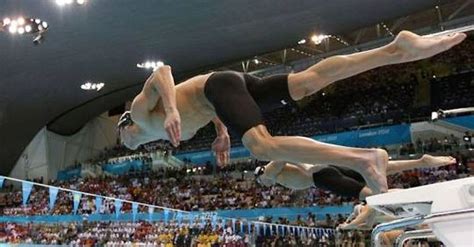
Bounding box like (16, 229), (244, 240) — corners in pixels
(388, 31), (466, 63)
(164, 109), (181, 147)
(212, 133), (230, 167)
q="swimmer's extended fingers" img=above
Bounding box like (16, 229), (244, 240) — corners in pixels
(224, 151), (230, 166)
(217, 151), (230, 167)
(164, 111), (181, 147)
(215, 151), (225, 167)
(165, 123), (180, 147)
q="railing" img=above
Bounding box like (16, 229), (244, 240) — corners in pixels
(395, 229), (436, 247)
(371, 208), (474, 247)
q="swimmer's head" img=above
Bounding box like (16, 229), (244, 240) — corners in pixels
(117, 111), (133, 130)
(117, 111), (140, 150)
(254, 166), (275, 187)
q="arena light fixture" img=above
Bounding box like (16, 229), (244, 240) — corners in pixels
(311, 34), (330, 45)
(253, 59), (260, 65)
(81, 81), (105, 91)
(137, 60), (165, 70)
(8, 25), (17, 34)
(17, 17), (25, 26)
(56, 0), (88, 6)
(1, 16), (49, 44)
(3, 17), (11, 25)
(297, 39), (306, 45)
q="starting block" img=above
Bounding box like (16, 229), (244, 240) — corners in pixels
(367, 177), (474, 247)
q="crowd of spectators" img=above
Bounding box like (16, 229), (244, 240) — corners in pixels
(1, 147), (471, 218)
(0, 221), (335, 246)
(0, 145), (471, 246)
(0, 167), (352, 217)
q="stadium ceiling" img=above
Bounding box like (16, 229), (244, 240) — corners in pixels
(0, 0), (471, 175)
(219, 0), (474, 74)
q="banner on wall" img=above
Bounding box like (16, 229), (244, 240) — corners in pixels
(57, 167), (81, 181)
(148, 207), (154, 222)
(164, 209), (169, 223)
(95, 197), (102, 214)
(73, 192), (82, 215)
(132, 203), (138, 222)
(49, 187), (59, 211)
(176, 211), (183, 226)
(22, 182), (33, 206)
(313, 124), (412, 147)
(114, 200), (122, 219)
(103, 160), (144, 175)
(443, 115), (474, 129)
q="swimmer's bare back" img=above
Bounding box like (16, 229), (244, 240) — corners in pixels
(130, 72), (216, 143)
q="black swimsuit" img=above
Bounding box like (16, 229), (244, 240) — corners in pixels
(204, 71), (294, 138)
(312, 166), (366, 198)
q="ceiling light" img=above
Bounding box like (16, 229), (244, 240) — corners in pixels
(311, 34), (329, 45)
(2, 16), (50, 44)
(17, 17), (25, 26)
(3, 18), (11, 26)
(253, 59), (260, 65)
(297, 39), (306, 45)
(137, 60), (165, 70)
(81, 81), (105, 91)
(8, 26), (17, 34)
(81, 82), (91, 90)
(57, 0), (87, 6)
(96, 83), (105, 91)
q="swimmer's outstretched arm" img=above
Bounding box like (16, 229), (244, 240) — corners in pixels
(211, 117), (231, 167)
(259, 161), (315, 189)
(263, 161), (287, 179)
(142, 65), (181, 147)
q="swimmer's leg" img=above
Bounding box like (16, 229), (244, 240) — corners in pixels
(386, 154), (456, 175)
(242, 125), (388, 193)
(286, 31), (466, 101)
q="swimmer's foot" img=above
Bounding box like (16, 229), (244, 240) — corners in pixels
(420, 154), (456, 168)
(360, 149), (388, 194)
